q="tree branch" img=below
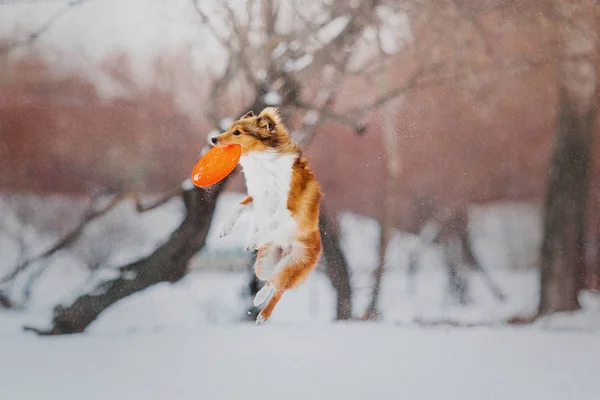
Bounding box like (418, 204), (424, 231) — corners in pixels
(0, 0), (92, 56)
(192, 0), (259, 94)
(0, 192), (127, 285)
(133, 186), (184, 213)
(294, 100), (365, 134)
(0, 186), (185, 287)
(292, 51), (355, 146)
(350, 54), (557, 115)
(450, 0), (494, 57)
(309, 0), (383, 72)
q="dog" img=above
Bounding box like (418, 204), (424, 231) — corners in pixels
(212, 107), (322, 324)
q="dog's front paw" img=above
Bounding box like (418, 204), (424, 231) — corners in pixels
(219, 223), (233, 238)
(244, 240), (259, 252)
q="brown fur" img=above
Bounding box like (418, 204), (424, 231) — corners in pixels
(240, 195), (253, 205)
(214, 107), (322, 323)
(213, 107), (299, 156)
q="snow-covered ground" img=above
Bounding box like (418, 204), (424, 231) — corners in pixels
(1, 267), (599, 400)
(1, 192), (598, 332)
(2, 323), (600, 400)
(1, 193), (600, 399)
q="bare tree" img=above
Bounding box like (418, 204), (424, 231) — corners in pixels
(319, 208), (353, 320)
(0, 194), (91, 307)
(538, 0), (599, 315)
(364, 72), (400, 320)
(0, 0), (93, 56)
(0, 194), (126, 288)
(405, 207), (505, 307)
(191, 0), (414, 322)
(360, 0), (514, 318)
(587, 200), (600, 292)
(435, 211), (505, 305)
(361, 0), (600, 319)
(19, 0), (415, 333)
(25, 183), (223, 335)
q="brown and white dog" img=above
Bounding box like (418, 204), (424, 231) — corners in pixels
(212, 107), (322, 324)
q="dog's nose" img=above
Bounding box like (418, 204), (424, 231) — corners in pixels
(211, 137), (218, 145)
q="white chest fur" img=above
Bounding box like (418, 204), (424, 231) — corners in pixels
(240, 151), (298, 247)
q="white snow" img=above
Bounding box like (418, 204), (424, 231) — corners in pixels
(271, 42), (288, 59)
(263, 91), (282, 106)
(181, 178), (195, 191)
(1, 324), (599, 400)
(317, 15), (351, 44)
(375, 5), (412, 55)
(284, 53), (314, 73)
(1, 193), (600, 400)
(218, 118), (234, 131)
(288, 40), (302, 52)
(256, 69), (267, 81)
(303, 109), (319, 125)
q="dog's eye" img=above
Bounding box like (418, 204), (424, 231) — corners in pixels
(233, 130), (241, 136)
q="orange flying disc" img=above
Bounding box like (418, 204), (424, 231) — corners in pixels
(191, 144), (241, 187)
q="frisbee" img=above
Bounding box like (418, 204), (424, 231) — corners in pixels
(191, 144), (241, 187)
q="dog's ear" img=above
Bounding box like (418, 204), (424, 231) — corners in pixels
(258, 115), (276, 134)
(257, 107), (280, 134)
(242, 110), (255, 119)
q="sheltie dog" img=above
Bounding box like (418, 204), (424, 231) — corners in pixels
(212, 107), (322, 324)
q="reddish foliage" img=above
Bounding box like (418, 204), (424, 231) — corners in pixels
(2, 52), (600, 237)
(307, 66), (561, 226)
(0, 55), (207, 194)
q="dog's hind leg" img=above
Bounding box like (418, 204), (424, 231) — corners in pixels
(256, 231), (321, 324)
(256, 289), (284, 325)
(252, 245), (282, 306)
(254, 245), (293, 307)
(253, 283), (275, 308)
(253, 244), (281, 281)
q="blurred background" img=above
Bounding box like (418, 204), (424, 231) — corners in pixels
(1, 0), (600, 336)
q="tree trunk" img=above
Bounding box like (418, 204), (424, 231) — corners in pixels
(539, 93), (595, 314)
(364, 219), (393, 320)
(592, 240), (600, 293)
(443, 232), (470, 305)
(28, 182), (226, 335)
(583, 197), (600, 292)
(454, 211), (505, 301)
(364, 80), (400, 319)
(587, 231), (600, 292)
(319, 208), (353, 320)
(538, 1), (598, 316)
(243, 251), (262, 321)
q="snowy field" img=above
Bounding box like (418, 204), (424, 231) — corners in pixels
(1, 193), (600, 399)
(2, 324), (600, 400)
(1, 269), (599, 400)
